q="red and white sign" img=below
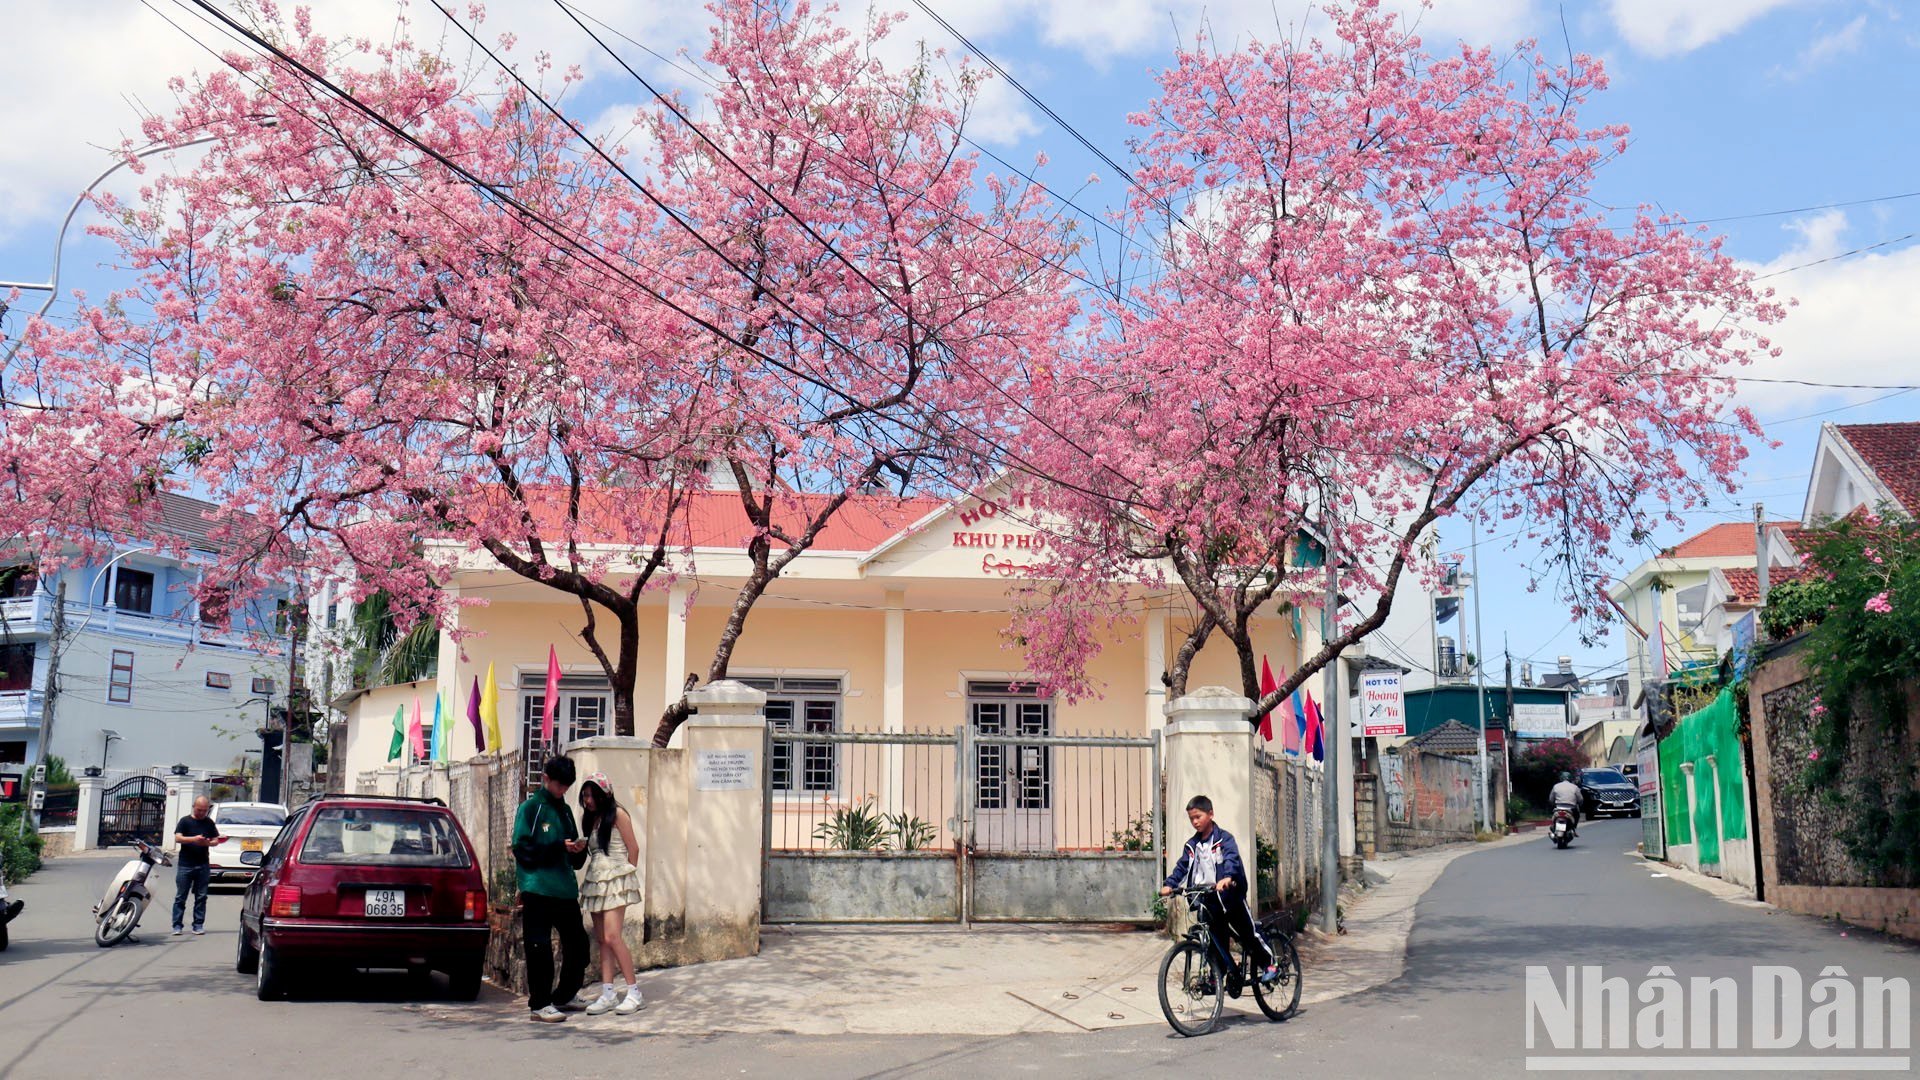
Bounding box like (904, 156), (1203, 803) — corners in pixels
(1360, 670), (1407, 738)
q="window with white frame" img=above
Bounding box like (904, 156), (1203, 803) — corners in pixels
(519, 673), (611, 790)
(743, 677), (842, 795)
(968, 680), (1052, 811)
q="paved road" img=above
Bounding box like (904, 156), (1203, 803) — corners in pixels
(4, 821), (1917, 1078)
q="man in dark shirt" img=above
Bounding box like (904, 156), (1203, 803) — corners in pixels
(171, 796), (224, 936)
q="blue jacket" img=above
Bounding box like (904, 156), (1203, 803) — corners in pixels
(1163, 824), (1248, 893)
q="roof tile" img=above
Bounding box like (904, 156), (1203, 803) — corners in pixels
(1836, 422), (1920, 515)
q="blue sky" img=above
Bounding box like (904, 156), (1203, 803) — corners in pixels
(4, 0), (1916, 686)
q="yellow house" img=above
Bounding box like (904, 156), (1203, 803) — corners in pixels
(337, 485), (1314, 853)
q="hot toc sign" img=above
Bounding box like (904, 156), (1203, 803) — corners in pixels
(951, 495), (1045, 576)
(1361, 670), (1407, 738)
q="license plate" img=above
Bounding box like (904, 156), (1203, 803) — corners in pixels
(242, 839), (264, 852)
(364, 889), (407, 918)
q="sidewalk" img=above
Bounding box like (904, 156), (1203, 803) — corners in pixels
(417, 834), (1519, 1036)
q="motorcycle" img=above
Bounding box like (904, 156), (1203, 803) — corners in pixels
(1549, 807), (1577, 849)
(94, 839), (172, 947)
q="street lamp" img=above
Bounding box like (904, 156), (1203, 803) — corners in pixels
(99, 729), (122, 773)
(2, 118), (278, 365)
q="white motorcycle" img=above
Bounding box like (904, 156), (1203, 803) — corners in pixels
(94, 839), (172, 947)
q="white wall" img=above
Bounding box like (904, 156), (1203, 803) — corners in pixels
(45, 629), (286, 780)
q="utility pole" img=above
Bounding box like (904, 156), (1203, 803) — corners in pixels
(1471, 523), (1491, 828)
(281, 599), (303, 804)
(1754, 504), (1770, 607)
(23, 581), (67, 838)
(1320, 501), (1341, 935)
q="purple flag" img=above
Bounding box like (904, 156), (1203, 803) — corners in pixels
(467, 675), (486, 751)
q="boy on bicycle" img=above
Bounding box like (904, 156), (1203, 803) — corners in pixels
(1160, 794), (1279, 986)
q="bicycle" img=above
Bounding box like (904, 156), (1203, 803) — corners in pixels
(1156, 885), (1302, 1036)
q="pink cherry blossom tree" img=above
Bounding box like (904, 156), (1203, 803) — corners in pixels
(1013, 1), (1786, 718)
(0, 1), (1076, 743)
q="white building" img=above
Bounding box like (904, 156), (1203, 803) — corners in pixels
(1802, 421), (1919, 524)
(1, 492), (292, 783)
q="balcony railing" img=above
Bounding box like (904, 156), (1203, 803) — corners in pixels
(0, 689), (44, 723)
(0, 596), (283, 654)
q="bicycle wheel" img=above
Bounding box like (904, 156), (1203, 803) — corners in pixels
(95, 895), (140, 948)
(1157, 940), (1225, 1037)
(1252, 933), (1302, 1021)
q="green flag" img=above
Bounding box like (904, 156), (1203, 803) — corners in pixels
(387, 702), (405, 762)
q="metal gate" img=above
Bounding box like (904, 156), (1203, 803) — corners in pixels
(762, 726), (1161, 924)
(98, 775), (166, 847)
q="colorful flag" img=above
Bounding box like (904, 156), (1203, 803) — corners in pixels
(542, 645), (561, 746)
(481, 661), (502, 755)
(408, 695), (426, 764)
(467, 675), (485, 752)
(437, 688), (452, 762)
(1256, 656), (1279, 742)
(1303, 691), (1326, 763)
(1282, 688), (1304, 756)
(387, 702), (405, 762)
(429, 691), (445, 763)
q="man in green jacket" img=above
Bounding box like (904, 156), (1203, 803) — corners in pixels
(514, 754), (590, 1022)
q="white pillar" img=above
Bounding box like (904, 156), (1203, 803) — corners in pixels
(1162, 686), (1256, 914)
(664, 582), (691, 713)
(683, 679), (768, 959)
(74, 771), (105, 852)
(1144, 600), (1167, 733)
(883, 590), (905, 810)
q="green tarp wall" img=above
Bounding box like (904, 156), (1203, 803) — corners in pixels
(1659, 688), (1747, 865)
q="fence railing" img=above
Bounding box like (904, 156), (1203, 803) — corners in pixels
(1252, 749), (1323, 915)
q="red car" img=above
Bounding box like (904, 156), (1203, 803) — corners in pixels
(236, 794), (489, 1001)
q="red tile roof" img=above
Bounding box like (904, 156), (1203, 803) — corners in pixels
(1836, 422), (1920, 515)
(513, 487), (948, 553)
(1719, 566), (1804, 605)
(1664, 521), (1799, 559)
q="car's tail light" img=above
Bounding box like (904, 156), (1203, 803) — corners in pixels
(464, 889), (485, 921)
(269, 884), (303, 918)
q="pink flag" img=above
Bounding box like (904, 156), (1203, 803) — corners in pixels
(542, 646), (561, 746)
(1256, 657), (1279, 742)
(408, 695), (427, 763)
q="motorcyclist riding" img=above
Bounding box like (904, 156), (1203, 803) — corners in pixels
(1549, 771), (1583, 837)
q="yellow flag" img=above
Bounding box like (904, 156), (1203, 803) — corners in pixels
(481, 661), (502, 755)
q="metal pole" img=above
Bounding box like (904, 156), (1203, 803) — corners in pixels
(283, 601), (302, 803)
(1471, 522), (1491, 829)
(1319, 507), (1341, 935)
(1754, 503), (1770, 607)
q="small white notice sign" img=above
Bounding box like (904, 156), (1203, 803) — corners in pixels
(695, 749), (755, 791)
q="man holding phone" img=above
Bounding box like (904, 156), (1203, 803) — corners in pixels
(171, 795), (225, 936)
(513, 755), (591, 1023)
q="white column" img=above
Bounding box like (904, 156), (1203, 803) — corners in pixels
(1144, 599), (1167, 733)
(664, 582), (691, 713)
(682, 679), (768, 960)
(435, 586), (464, 757)
(1162, 687), (1257, 918)
(74, 772), (105, 852)
(883, 590), (905, 811)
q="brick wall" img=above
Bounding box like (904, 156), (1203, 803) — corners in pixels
(1372, 748), (1477, 853)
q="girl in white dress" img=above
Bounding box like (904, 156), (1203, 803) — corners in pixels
(577, 773), (644, 1015)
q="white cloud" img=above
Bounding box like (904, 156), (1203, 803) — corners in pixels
(1773, 13), (1869, 78)
(0, 0), (707, 241)
(1605, 0), (1799, 57)
(1730, 210), (1920, 416)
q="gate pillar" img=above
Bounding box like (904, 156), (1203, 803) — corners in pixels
(163, 778), (211, 852)
(74, 771), (106, 852)
(1162, 687), (1256, 911)
(683, 679), (768, 959)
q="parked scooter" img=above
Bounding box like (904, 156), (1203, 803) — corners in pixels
(94, 839), (172, 947)
(1549, 807), (1577, 849)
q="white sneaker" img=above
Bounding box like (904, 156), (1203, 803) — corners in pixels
(584, 985), (618, 1016)
(615, 987), (644, 1015)
(531, 1005), (566, 1023)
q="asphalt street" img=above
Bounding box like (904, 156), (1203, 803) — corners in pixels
(4, 820), (1917, 1079)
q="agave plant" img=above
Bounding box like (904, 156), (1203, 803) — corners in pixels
(882, 812), (938, 852)
(813, 798), (889, 851)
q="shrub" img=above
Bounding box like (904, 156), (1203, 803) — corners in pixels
(881, 811), (938, 852)
(1, 805), (44, 885)
(1511, 739), (1587, 808)
(813, 798), (889, 851)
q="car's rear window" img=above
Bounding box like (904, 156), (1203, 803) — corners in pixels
(298, 807), (469, 868)
(1584, 769), (1630, 786)
(217, 806), (286, 827)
